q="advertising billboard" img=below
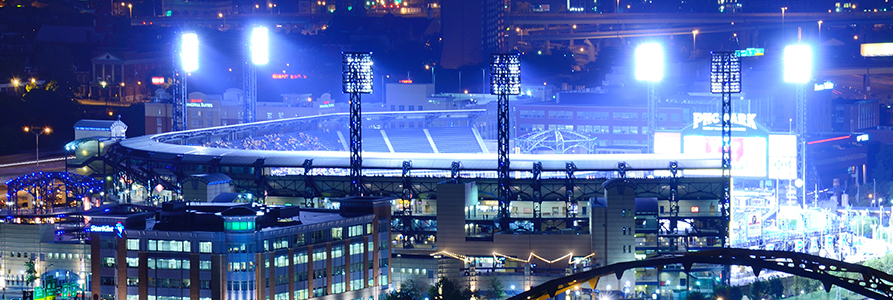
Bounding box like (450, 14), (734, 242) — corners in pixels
(768, 134), (797, 180)
(682, 135), (767, 177)
(654, 113), (797, 179)
(748, 213), (761, 238)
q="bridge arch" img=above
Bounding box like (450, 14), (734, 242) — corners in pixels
(508, 248), (893, 300)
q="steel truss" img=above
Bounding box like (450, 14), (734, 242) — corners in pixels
(244, 62), (257, 123)
(173, 70), (186, 131)
(508, 248), (893, 300)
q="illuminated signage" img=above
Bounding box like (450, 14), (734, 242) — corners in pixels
(90, 224), (115, 232)
(272, 74), (308, 79)
(734, 48), (765, 57)
(857, 134), (869, 142)
(319, 100), (334, 109)
(399, 79), (413, 84)
(692, 112), (757, 130)
(90, 222), (125, 238)
(186, 103), (213, 108)
(151, 77), (165, 85)
(814, 81), (834, 91)
(683, 135), (768, 177)
(690, 206), (700, 213)
(861, 42), (893, 57)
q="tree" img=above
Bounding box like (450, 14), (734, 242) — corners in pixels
(712, 285), (742, 300)
(385, 279), (429, 300)
(428, 277), (475, 300)
(767, 277), (785, 299)
(484, 277), (507, 300)
(25, 258), (38, 284)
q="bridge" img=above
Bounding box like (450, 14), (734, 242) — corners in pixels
(508, 248), (893, 300)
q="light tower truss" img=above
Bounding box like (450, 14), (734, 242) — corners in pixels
(490, 53), (521, 232)
(342, 52), (373, 196)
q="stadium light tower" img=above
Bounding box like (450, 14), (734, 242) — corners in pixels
(174, 32), (199, 131)
(710, 51), (740, 248)
(635, 43), (664, 154)
(490, 53), (521, 232)
(784, 44), (812, 208)
(244, 26), (269, 124)
(342, 52), (373, 196)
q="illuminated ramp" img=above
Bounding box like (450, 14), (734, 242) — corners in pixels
(508, 248), (893, 300)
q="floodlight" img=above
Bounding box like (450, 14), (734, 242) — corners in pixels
(250, 26), (269, 65)
(710, 52), (741, 94)
(342, 52), (373, 94)
(784, 44), (812, 83)
(180, 33), (199, 72)
(635, 43), (663, 82)
(490, 53), (521, 95)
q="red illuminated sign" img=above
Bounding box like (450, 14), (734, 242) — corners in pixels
(690, 206), (699, 213)
(190, 99), (202, 103)
(272, 74), (308, 79)
(151, 77), (165, 85)
(399, 79), (413, 84)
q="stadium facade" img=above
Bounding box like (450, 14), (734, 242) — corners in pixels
(81, 110), (729, 298)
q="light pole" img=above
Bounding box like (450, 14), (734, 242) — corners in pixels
(11, 78), (20, 94)
(425, 64), (435, 87)
(41, 264), (53, 300)
(818, 20), (823, 38)
(692, 30), (699, 50)
(781, 7), (788, 40)
(23, 126), (51, 167)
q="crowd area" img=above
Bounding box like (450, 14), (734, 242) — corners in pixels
(204, 132), (334, 151)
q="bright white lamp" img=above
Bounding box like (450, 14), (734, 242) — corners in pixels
(180, 33), (199, 72)
(784, 44), (812, 83)
(251, 26), (269, 65)
(635, 43), (664, 82)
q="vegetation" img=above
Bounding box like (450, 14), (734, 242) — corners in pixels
(24, 258), (38, 284)
(428, 277), (476, 300)
(384, 279), (430, 300)
(483, 277), (507, 300)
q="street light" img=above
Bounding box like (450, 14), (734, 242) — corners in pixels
(23, 126), (51, 167)
(818, 20), (823, 38)
(781, 7), (788, 40)
(425, 64), (435, 87)
(692, 30), (699, 49)
(11, 78), (20, 93)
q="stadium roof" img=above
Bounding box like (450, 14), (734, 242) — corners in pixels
(117, 110), (722, 172)
(120, 136), (720, 172)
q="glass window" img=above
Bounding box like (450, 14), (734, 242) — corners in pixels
(275, 255), (288, 267)
(331, 246), (343, 258)
(332, 227), (343, 240)
(101, 257), (116, 268)
(348, 225), (364, 237)
(200, 261), (211, 270)
(294, 252), (308, 264)
(199, 242), (212, 253)
(127, 239), (140, 250)
(126, 257), (139, 268)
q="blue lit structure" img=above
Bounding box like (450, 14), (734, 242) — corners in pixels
(5, 172), (105, 215)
